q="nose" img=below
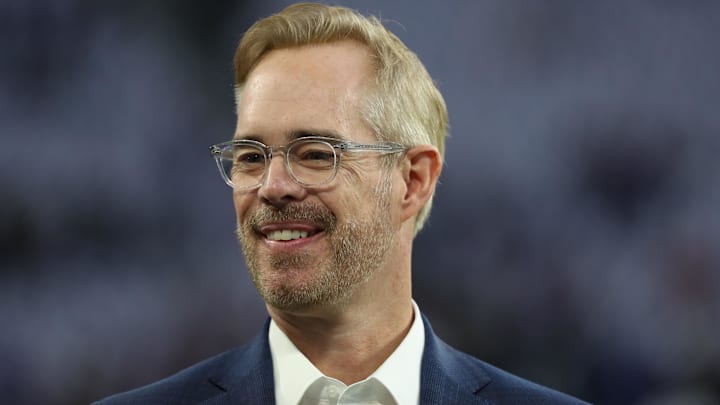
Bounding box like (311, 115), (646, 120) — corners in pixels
(257, 153), (307, 207)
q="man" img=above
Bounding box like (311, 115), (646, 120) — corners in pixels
(96, 3), (587, 404)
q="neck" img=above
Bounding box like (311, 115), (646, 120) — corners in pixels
(267, 267), (413, 384)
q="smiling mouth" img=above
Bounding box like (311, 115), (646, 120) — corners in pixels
(266, 229), (310, 241)
(249, 203), (333, 243)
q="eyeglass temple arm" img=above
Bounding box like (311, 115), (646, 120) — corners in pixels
(336, 143), (406, 153)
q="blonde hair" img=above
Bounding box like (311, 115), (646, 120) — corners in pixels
(233, 3), (448, 234)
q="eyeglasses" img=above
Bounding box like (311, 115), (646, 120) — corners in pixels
(209, 136), (407, 190)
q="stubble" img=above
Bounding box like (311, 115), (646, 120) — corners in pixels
(236, 176), (395, 311)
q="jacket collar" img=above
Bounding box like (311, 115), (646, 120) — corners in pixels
(200, 315), (493, 404)
(202, 319), (275, 404)
(419, 314), (493, 404)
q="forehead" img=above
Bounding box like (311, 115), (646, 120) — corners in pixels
(234, 41), (375, 143)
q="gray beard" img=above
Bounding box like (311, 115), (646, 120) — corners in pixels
(236, 176), (394, 311)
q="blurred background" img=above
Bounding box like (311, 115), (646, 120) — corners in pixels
(2, 0), (719, 404)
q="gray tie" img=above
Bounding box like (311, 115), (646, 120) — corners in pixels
(299, 377), (343, 405)
(299, 376), (398, 405)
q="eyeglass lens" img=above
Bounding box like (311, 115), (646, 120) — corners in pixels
(220, 140), (338, 188)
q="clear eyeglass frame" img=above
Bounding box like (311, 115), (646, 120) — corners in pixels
(209, 136), (407, 190)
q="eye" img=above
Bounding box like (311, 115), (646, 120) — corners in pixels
(299, 149), (334, 161)
(232, 146), (266, 171)
(236, 151), (264, 164)
(291, 142), (336, 169)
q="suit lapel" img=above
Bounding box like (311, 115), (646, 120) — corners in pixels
(198, 315), (495, 404)
(419, 314), (493, 405)
(202, 319), (275, 405)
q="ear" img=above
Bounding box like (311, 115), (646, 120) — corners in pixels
(399, 145), (442, 222)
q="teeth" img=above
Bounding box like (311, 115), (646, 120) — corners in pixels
(267, 230), (309, 241)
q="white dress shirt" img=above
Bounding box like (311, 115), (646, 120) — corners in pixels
(269, 301), (425, 405)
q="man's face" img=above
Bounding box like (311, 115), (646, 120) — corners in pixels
(232, 41), (399, 312)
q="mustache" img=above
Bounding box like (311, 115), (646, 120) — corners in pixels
(244, 203), (336, 231)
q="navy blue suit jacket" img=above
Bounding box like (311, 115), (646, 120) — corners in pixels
(96, 315), (588, 404)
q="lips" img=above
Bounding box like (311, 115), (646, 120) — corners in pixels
(266, 229), (309, 241)
(246, 203), (335, 243)
(257, 221), (323, 242)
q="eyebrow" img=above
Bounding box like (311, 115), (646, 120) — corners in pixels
(233, 129), (346, 143)
(289, 129), (344, 141)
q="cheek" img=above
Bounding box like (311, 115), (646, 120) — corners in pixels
(232, 192), (253, 223)
(341, 160), (376, 181)
(317, 185), (371, 223)
(330, 163), (375, 200)
(334, 174), (397, 218)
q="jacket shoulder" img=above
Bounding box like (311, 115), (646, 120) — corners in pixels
(93, 326), (273, 405)
(92, 347), (244, 405)
(469, 352), (589, 404)
(421, 314), (589, 404)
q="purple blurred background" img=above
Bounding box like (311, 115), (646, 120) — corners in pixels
(2, 1), (719, 404)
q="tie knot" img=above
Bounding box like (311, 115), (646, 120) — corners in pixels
(299, 376), (398, 405)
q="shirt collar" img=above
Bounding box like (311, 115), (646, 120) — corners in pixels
(268, 300), (425, 405)
(370, 300), (425, 405)
(268, 319), (323, 405)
